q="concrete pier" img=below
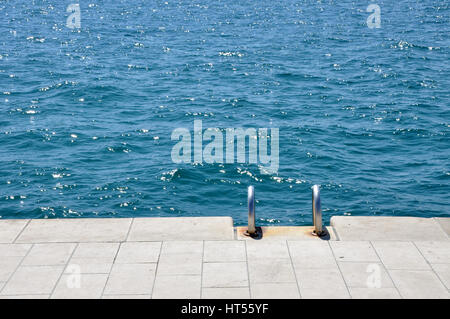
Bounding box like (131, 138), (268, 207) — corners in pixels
(0, 216), (448, 299)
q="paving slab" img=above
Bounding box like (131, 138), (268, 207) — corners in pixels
(295, 268), (350, 299)
(288, 241), (337, 269)
(248, 258), (296, 283)
(389, 270), (449, 299)
(250, 283), (300, 299)
(338, 262), (394, 288)
(0, 257), (25, 282)
(331, 216), (448, 241)
(204, 241), (246, 262)
(372, 241), (430, 270)
(0, 220), (29, 243)
(349, 287), (402, 299)
(414, 241), (450, 264)
(202, 262), (249, 288)
(202, 288), (250, 299)
(16, 218), (132, 243)
(51, 274), (108, 299)
(103, 263), (156, 295)
(115, 242), (161, 264)
(152, 275), (201, 299)
(1, 265), (64, 295)
(236, 226), (337, 240)
(246, 240), (290, 259)
(330, 241), (379, 263)
(0, 244), (31, 257)
(65, 243), (119, 274)
(128, 217), (234, 241)
(157, 241), (203, 275)
(431, 264), (450, 290)
(435, 218), (450, 238)
(22, 243), (76, 266)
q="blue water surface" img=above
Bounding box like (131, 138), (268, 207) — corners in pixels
(0, 0), (449, 225)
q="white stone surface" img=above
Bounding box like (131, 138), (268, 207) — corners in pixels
(152, 275), (201, 299)
(0, 220), (29, 244)
(415, 241), (450, 264)
(435, 218), (450, 238)
(204, 241), (246, 262)
(115, 242), (161, 264)
(389, 270), (449, 299)
(330, 241), (379, 262)
(288, 241), (337, 269)
(372, 241), (430, 270)
(51, 274), (108, 299)
(103, 263), (156, 295)
(338, 262), (394, 288)
(251, 283), (300, 299)
(349, 287), (401, 299)
(66, 242), (119, 274)
(202, 288), (250, 299)
(295, 268), (350, 299)
(202, 262), (249, 288)
(22, 243), (76, 266)
(128, 217), (234, 241)
(16, 218), (132, 243)
(0, 216), (448, 299)
(331, 216), (448, 241)
(1, 265), (64, 295)
(248, 258), (296, 283)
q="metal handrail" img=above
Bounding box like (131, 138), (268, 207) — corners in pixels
(247, 185), (256, 235)
(312, 185), (325, 236)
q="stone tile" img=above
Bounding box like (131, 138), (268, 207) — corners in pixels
(158, 254), (202, 276)
(431, 264), (450, 290)
(0, 244), (31, 257)
(202, 288), (250, 299)
(251, 283), (300, 299)
(51, 274), (108, 299)
(435, 218), (450, 238)
(349, 287), (401, 299)
(66, 243), (119, 274)
(330, 241), (379, 262)
(157, 241), (203, 275)
(0, 294), (49, 299)
(0, 220), (29, 243)
(246, 241), (290, 259)
(160, 241), (203, 256)
(0, 257), (23, 282)
(22, 243), (76, 266)
(338, 262), (394, 288)
(1, 266), (64, 295)
(102, 294), (151, 299)
(152, 275), (201, 299)
(372, 241), (430, 270)
(415, 241), (450, 264)
(248, 258), (296, 283)
(331, 216), (448, 241)
(288, 241), (336, 269)
(103, 263), (156, 295)
(389, 270), (449, 299)
(204, 241), (246, 262)
(16, 218), (132, 243)
(202, 262), (249, 288)
(128, 217), (233, 241)
(115, 242), (161, 264)
(295, 268), (350, 299)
